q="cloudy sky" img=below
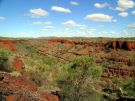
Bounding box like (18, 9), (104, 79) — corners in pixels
(0, 0), (135, 38)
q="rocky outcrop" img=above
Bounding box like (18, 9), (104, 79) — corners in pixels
(37, 39), (106, 61)
(0, 72), (59, 101)
(107, 57), (134, 65)
(106, 41), (135, 51)
(48, 39), (73, 45)
(102, 67), (135, 78)
(48, 39), (105, 47)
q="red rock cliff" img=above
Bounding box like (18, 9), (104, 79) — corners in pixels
(106, 41), (135, 51)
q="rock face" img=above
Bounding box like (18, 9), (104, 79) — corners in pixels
(48, 38), (105, 46)
(106, 41), (135, 51)
(47, 39), (135, 80)
(48, 39), (73, 45)
(102, 67), (135, 79)
(48, 39), (135, 51)
(0, 72), (59, 101)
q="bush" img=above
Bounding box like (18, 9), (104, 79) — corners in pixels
(0, 93), (6, 101)
(56, 56), (102, 101)
(0, 49), (13, 72)
(120, 77), (135, 98)
(103, 77), (135, 100)
(10, 71), (22, 77)
(0, 49), (10, 57)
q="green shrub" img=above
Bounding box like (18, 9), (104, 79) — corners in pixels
(0, 49), (13, 72)
(120, 77), (135, 98)
(0, 93), (6, 101)
(103, 77), (135, 100)
(56, 56), (102, 101)
(0, 49), (10, 57)
(10, 71), (22, 77)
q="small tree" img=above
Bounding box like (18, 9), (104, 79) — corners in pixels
(56, 56), (102, 101)
(0, 49), (12, 72)
(119, 77), (135, 98)
(0, 49), (10, 57)
(103, 77), (135, 100)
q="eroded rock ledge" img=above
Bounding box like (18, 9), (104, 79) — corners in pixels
(106, 41), (135, 51)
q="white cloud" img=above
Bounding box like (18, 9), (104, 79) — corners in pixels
(94, 2), (109, 8)
(110, 31), (117, 34)
(29, 8), (48, 18)
(128, 23), (135, 29)
(131, 10), (135, 15)
(41, 26), (54, 30)
(85, 13), (113, 22)
(116, 0), (135, 11)
(62, 20), (81, 27)
(97, 31), (119, 37)
(62, 21), (96, 37)
(70, 1), (79, 6)
(51, 6), (71, 13)
(33, 21), (53, 31)
(62, 20), (96, 36)
(76, 28), (96, 36)
(119, 12), (128, 17)
(33, 21), (52, 25)
(0, 16), (5, 20)
(62, 20), (86, 29)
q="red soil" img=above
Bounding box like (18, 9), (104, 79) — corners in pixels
(39, 92), (59, 101)
(0, 72), (59, 101)
(12, 56), (24, 71)
(0, 40), (16, 51)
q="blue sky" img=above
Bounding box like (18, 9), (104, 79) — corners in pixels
(0, 0), (135, 38)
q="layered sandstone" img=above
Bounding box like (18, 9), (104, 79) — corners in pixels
(102, 67), (135, 78)
(106, 41), (135, 51)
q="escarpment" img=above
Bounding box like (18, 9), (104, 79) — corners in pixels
(106, 41), (135, 51)
(39, 39), (135, 79)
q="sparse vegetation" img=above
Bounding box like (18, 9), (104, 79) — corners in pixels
(10, 71), (22, 77)
(102, 77), (135, 100)
(56, 56), (102, 101)
(0, 38), (135, 101)
(0, 49), (10, 57)
(0, 49), (13, 72)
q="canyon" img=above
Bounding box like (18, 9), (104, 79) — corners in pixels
(0, 38), (135, 101)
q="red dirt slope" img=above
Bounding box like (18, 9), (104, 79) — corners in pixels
(12, 56), (24, 71)
(0, 72), (59, 101)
